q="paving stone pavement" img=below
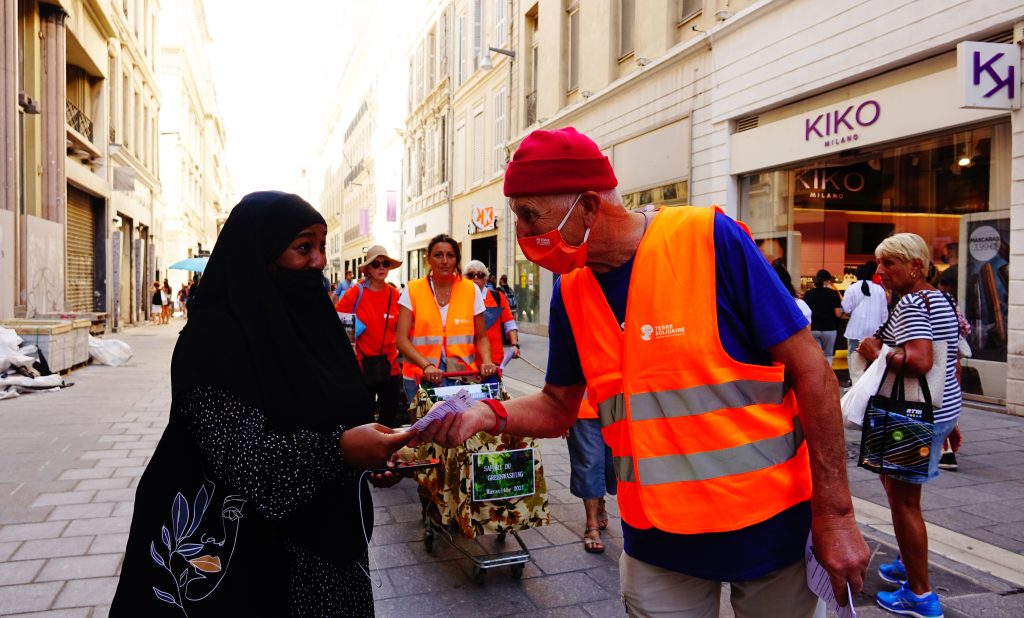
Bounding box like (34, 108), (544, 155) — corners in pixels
(1, 325), (1023, 616)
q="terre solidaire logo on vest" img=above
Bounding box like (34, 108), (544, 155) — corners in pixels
(640, 323), (686, 341)
(535, 237), (551, 246)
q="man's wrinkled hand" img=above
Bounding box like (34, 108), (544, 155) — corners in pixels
(414, 403), (493, 447)
(812, 512), (869, 606)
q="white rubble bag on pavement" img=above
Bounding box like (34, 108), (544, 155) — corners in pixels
(88, 335), (133, 366)
(0, 327), (36, 373)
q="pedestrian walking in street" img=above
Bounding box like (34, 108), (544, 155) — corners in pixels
(842, 261), (888, 384)
(111, 191), (412, 617)
(567, 396), (616, 554)
(335, 245), (405, 428)
(464, 260), (520, 365)
(150, 282), (163, 325)
(414, 127), (868, 617)
(161, 281), (173, 324)
(772, 261), (812, 324)
(804, 269), (843, 367)
(856, 233), (961, 618)
(333, 270), (355, 304)
(395, 234), (496, 404)
(177, 283), (189, 318)
(498, 274), (518, 312)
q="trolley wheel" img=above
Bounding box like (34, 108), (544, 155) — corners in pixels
(423, 528), (434, 553)
(511, 563), (524, 579)
(472, 564), (487, 585)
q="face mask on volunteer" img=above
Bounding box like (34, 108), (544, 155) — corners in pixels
(517, 193), (593, 274)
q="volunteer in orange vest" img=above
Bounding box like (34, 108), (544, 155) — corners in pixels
(567, 395), (616, 554)
(396, 234), (496, 404)
(335, 245), (404, 428)
(413, 127), (868, 617)
(464, 259), (520, 366)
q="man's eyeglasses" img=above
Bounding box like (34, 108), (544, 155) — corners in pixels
(466, 272), (487, 279)
(368, 260), (391, 269)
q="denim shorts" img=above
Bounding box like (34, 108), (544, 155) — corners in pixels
(567, 418), (617, 500)
(884, 417), (958, 485)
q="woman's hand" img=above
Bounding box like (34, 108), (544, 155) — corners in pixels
(339, 423), (414, 470)
(422, 363), (443, 384)
(368, 454), (404, 488)
(480, 362), (497, 378)
(857, 337), (882, 362)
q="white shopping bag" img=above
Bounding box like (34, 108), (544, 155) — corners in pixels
(840, 344), (889, 429)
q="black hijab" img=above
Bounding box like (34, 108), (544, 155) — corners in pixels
(174, 191), (370, 431)
(114, 192), (373, 615)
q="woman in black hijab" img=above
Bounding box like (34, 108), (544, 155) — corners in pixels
(111, 192), (411, 616)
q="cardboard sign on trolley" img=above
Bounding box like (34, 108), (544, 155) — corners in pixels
(471, 448), (536, 502)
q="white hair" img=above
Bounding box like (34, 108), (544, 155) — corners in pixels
(875, 233), (930, 271)
(464, 259), (489, 276)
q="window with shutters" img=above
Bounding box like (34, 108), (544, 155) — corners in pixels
(454, 122), (466, 193)
(619, 0), (635, 59)
(493, 89), (506, 173)
(567, 8), (579, 92)
(473, 0), (483, 72)
(681, 0), (701, 22)
(472, 108), (485, 184)
(456, 13), (466, 87)
(493, 0), (506, 47)
(427, 28), (436, 89)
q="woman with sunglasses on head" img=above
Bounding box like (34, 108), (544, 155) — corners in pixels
(465, 260), (520, 367)
(335, 246), (405, 428)
(395, 234), (496, 404)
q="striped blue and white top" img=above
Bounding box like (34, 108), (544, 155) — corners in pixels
(878, 290), (962, 424)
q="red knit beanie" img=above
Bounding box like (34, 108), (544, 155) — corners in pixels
(503, 127), (618, 197)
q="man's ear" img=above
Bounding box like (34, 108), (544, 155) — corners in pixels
(578, 191), (601, 225)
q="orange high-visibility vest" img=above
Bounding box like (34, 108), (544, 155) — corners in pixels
(578, 394), (598, 419)
(402, 277), (479, 380)
(560, 206), (811, 534)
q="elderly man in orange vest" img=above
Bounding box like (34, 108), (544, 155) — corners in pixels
(416, 127), (869, 617)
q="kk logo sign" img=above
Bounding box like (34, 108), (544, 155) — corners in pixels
(957, 42), (1021, 109)
(472, 205), (496, 231)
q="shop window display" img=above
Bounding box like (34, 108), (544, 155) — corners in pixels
(740, 123), (1009, 392)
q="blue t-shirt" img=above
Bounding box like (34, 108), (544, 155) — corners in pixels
(547, 212), (811, 582)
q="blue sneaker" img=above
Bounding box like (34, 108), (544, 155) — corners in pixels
(877, 584), (944, 618)
(879, 558), (907, 584)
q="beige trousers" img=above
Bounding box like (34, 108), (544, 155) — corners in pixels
(619, 552), (819, 618)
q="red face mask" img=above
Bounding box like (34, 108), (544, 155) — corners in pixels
(517, 194), (592, 274)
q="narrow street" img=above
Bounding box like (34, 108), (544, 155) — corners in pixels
(0, 324), (1022, 616)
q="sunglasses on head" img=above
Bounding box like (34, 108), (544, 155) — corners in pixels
(368, 260), (391, 269)
(466, 272), (487, 279)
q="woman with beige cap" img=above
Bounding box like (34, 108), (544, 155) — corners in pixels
(335, 244), (405, 428)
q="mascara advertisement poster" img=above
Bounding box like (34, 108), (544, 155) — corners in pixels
(965, 219), (1009, 362)
(471, 448), (535, 502)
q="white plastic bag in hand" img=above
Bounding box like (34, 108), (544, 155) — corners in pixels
(840, 344), (889, 429)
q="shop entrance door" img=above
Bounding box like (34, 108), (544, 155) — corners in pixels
(471, 235), (497, 280)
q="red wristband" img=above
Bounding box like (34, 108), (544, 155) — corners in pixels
(481, 399), (508, 435)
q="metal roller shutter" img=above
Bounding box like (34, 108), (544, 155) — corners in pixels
(66, 187), (96, 312)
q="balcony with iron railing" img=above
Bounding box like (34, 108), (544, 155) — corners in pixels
(525, 91), (537, 127)
(65, 99), (94, 142)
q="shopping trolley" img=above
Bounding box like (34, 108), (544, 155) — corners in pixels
(409, 370), (549, 583)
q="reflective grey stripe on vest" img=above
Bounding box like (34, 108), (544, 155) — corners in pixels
(447, 335), (475, 345)
(613, 456), (635, 483)
(634, 417), (804, 485)
(630, 380), (787, 422)
(597, 395), (626, 428)
(411, 335), (443, 346)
